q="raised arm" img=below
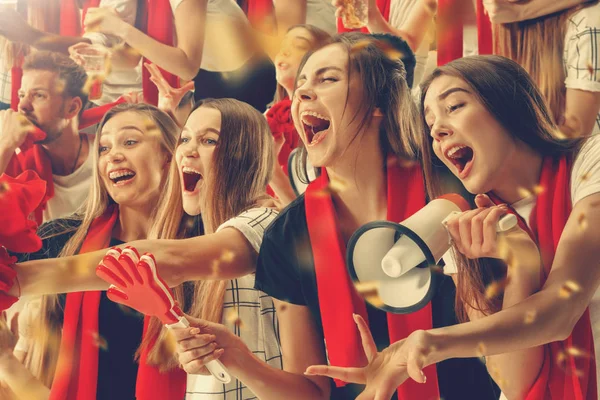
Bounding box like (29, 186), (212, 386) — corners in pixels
(12, 227), (257, 296)
(273, 0), (307, 36)
(85, 0), (207, 81)
(483, 0), (590, 24)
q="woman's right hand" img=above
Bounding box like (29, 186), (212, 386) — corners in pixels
(332, 0), (380, 23)
(144, 63), (195, 116)
(172, 315), (249, 375)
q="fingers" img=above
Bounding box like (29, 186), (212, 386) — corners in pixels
(106, 286), (129, 303)
(481, 206), (508, 254)
(171, 326), (198, 341)
(474, 193), (495, 208)
(470, 207), (494, 249)
(96, 258), (128, 288)
(458, 208), (479, 251)
(182, 349), (225, 374)
(354, 314), (377, 363)
(178, 338), (219, 365)
(305, 365), (366, 384)
(406, 348), (426, 384)
(178, 81), (195, 93)
(121, 247), (143, 284)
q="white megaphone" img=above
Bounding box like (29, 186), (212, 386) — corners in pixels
(346, 194), (518, 314)
(288, 148), (318, 196)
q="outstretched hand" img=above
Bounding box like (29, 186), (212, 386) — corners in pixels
(306, 314), (432, 400)
(144, 62), (194, 115)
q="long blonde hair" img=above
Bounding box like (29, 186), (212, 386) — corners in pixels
(494, 2), (597, 124)
(141, 98), (275, 369)
(24, 103), (180, 385)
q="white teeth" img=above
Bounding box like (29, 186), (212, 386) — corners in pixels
(182, 166), (201, 175)
(446, 145), (466, 159)
(109, 170), (135, 180)
(300, 111), (330, 126)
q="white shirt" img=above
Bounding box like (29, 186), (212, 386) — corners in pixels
(42, 135), (94, 222)
(305, 0), (337, 35)
(389, 0), (430, 87)
(83, 0), (142, 105)
(186, 207), (283, 399)
(443, 135), (600, 397)
(170, 0), (253, 72)
(564, 3), (600, 135)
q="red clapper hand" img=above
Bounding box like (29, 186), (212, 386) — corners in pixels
(96, 247), (231, 383)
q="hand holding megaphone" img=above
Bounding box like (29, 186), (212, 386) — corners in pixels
(347, 193), (519, 314)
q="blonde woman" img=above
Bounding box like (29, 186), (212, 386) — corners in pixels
(1, 103), (179, 400)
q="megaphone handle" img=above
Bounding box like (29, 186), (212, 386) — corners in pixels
(497, 213), (518, 232)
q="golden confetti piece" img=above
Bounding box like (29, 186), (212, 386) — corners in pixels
(476, 342), (487, 357)
(0, 182), (9, 194)
(588, 62), (594, 76)
(91, 331), (109, 351)
(328, 176), (349, 193)
(580, 171), (591, 182)
(354, 281), (384, 308)
(524, 310), (537, 324)
(103, 56), (112, 76)
(558, 280), (582, 299)
(517, 187), (532, 199)
(485, 277), (510, 299)
(566, 346), (592, 358)
(279, 303), (287, 312)
(220, 250), (235, 263)
(577, 213), (588, 231)
(430, 264), (444, 274)
(224, 307), (243, 329)
(349, 39), (373, 55)
(533, 185), (545, 195)
(82, 74), (106, 95)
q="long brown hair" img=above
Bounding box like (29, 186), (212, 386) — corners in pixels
(294, 32), (420, 181)
(419, 55), (585, 322)
(142, 98), (275, 369)
(272, 24), (332, 103)
(494, 2), (597, 124)
(24, 103), (180, 385)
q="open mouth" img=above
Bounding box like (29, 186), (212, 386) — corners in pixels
(445, 145), (474, 178)
(301, 111), (331, 146)
(182, 166), (202, 192)
(109, 169), (136, 186)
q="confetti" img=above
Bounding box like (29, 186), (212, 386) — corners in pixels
(349, 39), (372, 55)
(220, 250), (235, 263)
(558, 280), (582, 299)
(82, 74), (106, 96)
(0, 182), (9, 194)
(91, 331), (109, 351)
(588, 62), (594, 76)
(224, 307), (243, 329)
(556, 346), (593, 376)
(354, 281), (384, 308)
(485, 277), (510, 299)
(517, 187), (532, 199)
(580, 171), (591, 182)
(532, 185), (545, 195)
(328, 176), (349, 193)
(430, 264), (444, 274)
(53, 78), (66, 96)
(524, 310), (537, 324)
(476, 342), (487, 357)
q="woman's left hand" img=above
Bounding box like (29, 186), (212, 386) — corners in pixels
(84, 7), (126, 37)
(306, 314), (434, 400)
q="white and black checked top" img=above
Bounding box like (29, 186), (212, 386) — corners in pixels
(564, 3), (600, 135)
(0, 41), (12, 105)
(186, 207), (283, 400)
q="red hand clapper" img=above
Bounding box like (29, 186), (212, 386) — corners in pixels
(96, 246), (231, 383)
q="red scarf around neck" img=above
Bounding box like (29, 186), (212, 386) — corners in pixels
(49, 206), (186, 400)
(3, 98), (126, 225)
(491, 155), (596, 400)
(337, 0), (391, 33)
(437, 0), (492, 66)
(305, 160), (439, 399)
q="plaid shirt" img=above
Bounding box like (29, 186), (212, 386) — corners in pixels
(564, 3), (600, 135)
(186, 208), (283, 400)
(0, 41), (12, 105)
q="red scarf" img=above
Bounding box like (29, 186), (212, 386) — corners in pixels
(3, 98), (125, 225)
(337, 0), (390, 33)
(0, 170), (47, 311)
(49, 206), (186, 400)
(492, 156), (596, 400)
(59, 0), (100, 37)
(305, 160), (439, 399)
(266, 98), (298, 176)
(437, 0), (492, 66)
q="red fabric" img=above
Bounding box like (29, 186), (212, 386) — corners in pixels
(246, 0), (274, 31)
(490, 156), (596, 400)
(337, 0), (391, 33)
(266, 98), (299, 175)
(48, 206), (186, 399)
(437, 0), (492, 66)
(0, 170), (47, 311)
(10, 66), (22, 111)
(135, 317), (187, 400)
(79, 97), (126, 129)
(305, 160), (439, 399)
(49, 206), (118, 400)
(142, 0), (179, 106)
(60, 0), (82, 36)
